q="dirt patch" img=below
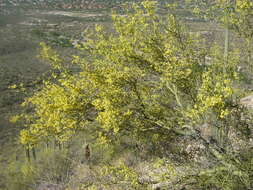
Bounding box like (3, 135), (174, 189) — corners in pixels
(240, 95), (253, 108)
(40, 11), (104, 18)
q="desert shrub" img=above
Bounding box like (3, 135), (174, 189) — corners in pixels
(5, 160), (37, 190)
(67, 162), (147, 190)
(194, 148), (253, 190)
(15, 1), (239, 149)
(5, 147), (74, 190)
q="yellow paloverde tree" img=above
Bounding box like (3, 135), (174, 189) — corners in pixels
(16, 1), (239, 150)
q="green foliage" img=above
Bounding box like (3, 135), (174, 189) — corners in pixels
(100, 162), (141, 189)
(5, 147), (73, 190)
(31, 29), (46, 38)
(196, 148), (253, 190)
(5, 160), (37, 190)
(68, 162), (146, 190)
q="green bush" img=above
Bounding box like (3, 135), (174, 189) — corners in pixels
(5, 147), (74, 190)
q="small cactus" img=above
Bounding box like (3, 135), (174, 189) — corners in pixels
(85, 144), (91, 161)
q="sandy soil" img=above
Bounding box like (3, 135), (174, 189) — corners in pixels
(40, 11), (104, 18)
